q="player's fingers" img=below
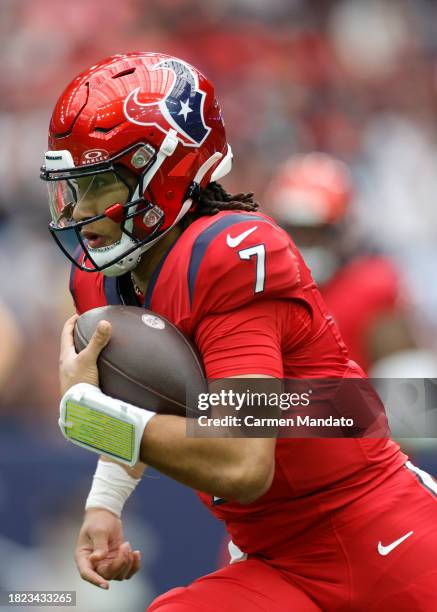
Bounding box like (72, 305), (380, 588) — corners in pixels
(88, 530), (110, 563)
(113, 552), (134, 581)
(76, 552), (109, 590)
(116, 546), (141, 580)
(97, 555), (130, 581)
(60, 314), (79, 356)
(83, 320), (112, 361)
(125, 550), (141, 579)
(97, 541), (132, 580)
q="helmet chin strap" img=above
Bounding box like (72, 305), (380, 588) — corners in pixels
(87, 232), (143, 277)
(95, 141), (233, 277)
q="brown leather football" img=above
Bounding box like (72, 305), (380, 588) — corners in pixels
(73, 305), (206, 416)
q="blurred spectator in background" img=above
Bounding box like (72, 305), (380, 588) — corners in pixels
(263, 152), (416, 374)
(0, 203), (72, 427)
(0, 299), (22, 396)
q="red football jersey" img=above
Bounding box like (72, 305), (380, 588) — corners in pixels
(70, 211), (406, 556)
(321, 256), (401, 372)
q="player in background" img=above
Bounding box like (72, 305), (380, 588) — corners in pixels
(261, 151), (437, 465)
(264, 152), (417, 374)
(41, 53), (437, 610)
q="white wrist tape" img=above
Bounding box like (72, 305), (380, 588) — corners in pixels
(85, 459), (141, 518)
(59, 383), (155, 466)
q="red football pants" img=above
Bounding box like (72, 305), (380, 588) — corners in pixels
(148, 462), (437, 611)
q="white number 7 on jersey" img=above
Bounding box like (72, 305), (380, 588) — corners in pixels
(238, 244), (266, 293)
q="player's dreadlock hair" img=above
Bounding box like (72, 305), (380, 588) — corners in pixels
(188, 182), (259, 221)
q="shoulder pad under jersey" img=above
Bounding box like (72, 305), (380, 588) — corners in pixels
(187, 211), (304, 316)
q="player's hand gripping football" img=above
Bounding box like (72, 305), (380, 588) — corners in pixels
(75, 508), (141, 589)
(59, 314), (111, 395)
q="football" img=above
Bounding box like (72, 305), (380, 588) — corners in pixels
(73, 305), (206, 416)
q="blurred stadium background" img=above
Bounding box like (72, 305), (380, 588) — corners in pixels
(1, 0), (437, 609)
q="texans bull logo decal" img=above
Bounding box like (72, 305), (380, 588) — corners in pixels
(123, 59), (211, 147)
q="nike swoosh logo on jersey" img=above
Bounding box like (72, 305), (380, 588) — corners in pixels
(226, 226), (258, 248)
(377, 530), (414, 556)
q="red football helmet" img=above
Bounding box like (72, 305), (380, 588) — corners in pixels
(265, 152), (352, 226)
(40, 52), (232, 276)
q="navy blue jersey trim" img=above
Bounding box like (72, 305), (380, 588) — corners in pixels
(143, 238), (179, 310)
(404, 461), (437, 498)
(103, 276), (123, 305)
(188, 214), (272, 306)
(116, 272), (139, 306)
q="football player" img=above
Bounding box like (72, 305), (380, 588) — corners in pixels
(42, 53), (437, 610)
(264, 152), (415, 373)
